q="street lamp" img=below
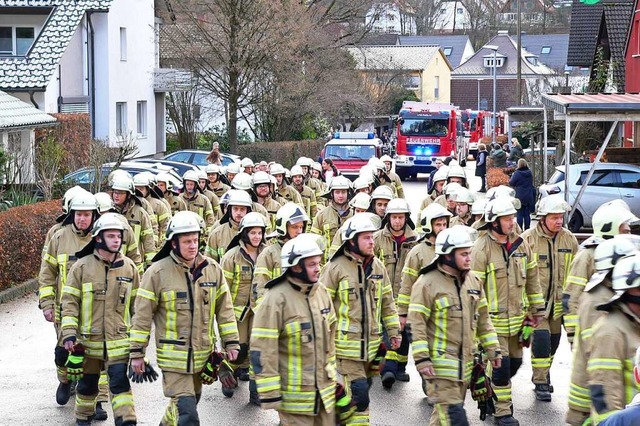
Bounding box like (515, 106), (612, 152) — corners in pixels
(477, 79), (483, 111)
(485, 45), (499, 145)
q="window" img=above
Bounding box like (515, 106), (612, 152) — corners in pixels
(120, 27), (127, 61)
(192, 153), (209, 166)
(387, 13), (395, 21)
(617, 171), (640, 188)
(166, 152), (192, 163)
(434, 76), (440, 99)
(457, 7), (463, 14)
(576, 170), (616, 187)
(324, 145), (377, 161)
(0, 26), (35, 56)
(443, 47), (453, 56)
(404, 76), (420, 89)
(541, 46), (552, 54)
(116, 102), (127, 136)
(136, 101), (147, 137)
(483, 57), (504, 68)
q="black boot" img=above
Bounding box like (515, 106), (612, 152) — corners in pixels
(395, 371), (410, 382)
(381, 371), (395, 390)
(94, 402), (108, 421)
(249, 380), (260, 406)
(495, 415), (520, 426)
(534, 384), (552, 402)
(56, 382), (72, 405)
(235, 367), (250, 382)
(76, 420), (92, 426)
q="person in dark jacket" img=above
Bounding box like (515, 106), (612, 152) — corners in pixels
(490, 144), (507, 168)
(509, 138), (524, 164)
(475, 143), (488, 192)
(509, 158), (536, 230)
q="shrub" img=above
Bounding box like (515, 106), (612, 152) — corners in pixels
(238, 140), (326, 168)
(35, 113), (91, 175)
(0, 200), (61, 290)
(487, 167), (510, 188)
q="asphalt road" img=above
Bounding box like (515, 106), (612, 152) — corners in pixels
(0, 162), (573, 425)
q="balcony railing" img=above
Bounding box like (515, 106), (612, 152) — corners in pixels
(153, 68), (194, 92)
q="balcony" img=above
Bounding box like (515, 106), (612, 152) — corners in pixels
(153, 68), (194, 92)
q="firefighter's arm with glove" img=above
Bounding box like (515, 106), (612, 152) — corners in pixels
(406, 277), (435, 377)
(212, 267), (241, 358)
(38, 236), (60, 322)
(129, 266), (160, 374)
(250, 291), (284, 410)
(379, 266), (402, 349)
(59, 261), (83, 348)
(523, 243), (545, 318)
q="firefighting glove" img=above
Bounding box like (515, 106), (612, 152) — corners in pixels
(200, 352), (225, 385)
(65, 344), (85, 381)
(518, 317), (536, 348)
(335, 383), (356, 424)
(128, 359), (159, 383)
(218, 359), (237, 390)
(368, 342), (387, 377)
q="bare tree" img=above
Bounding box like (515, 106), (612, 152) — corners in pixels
(34, 135), (64, 201)
(459, 0), (502, 49)
(403, 0), (449, 35)
(87, 134), (139, 193)
(167, 84), (206, 149)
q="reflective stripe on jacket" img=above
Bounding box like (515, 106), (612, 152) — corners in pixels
(310, 202), (353, 263)
(129, 252), (240, 373)
(220, 241), (264, 321)
(563, 247), (596, 335)
(250, 275), (337, 414)
(374, 225), (418, 298)
(253, 240), (284, 305)
(398, 239), (436, 316)
(61, 251), (139, 360)
(205, 221), (239, 263)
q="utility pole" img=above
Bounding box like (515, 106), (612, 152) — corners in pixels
(516, 0), (522, 105)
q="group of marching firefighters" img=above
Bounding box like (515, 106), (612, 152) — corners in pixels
(37, 153), (640, 426)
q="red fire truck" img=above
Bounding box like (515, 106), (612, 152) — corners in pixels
(466, 110), (490, 157)
(394, 101), (465, 180)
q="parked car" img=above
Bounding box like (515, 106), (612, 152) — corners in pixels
(523, 146), (579, 163)
(130, 158), (201, 177)
(538, 163), (640, 232)
(163, 150), (240, 168)
(62, 162), (183, 191)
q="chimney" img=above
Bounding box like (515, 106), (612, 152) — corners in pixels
(497, 30), (509, 36)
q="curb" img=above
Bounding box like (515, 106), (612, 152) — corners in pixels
(0, 279), (38, 304)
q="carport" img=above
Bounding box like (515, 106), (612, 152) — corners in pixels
(505, 106), (549, 182)
(540, 93), (640, 222)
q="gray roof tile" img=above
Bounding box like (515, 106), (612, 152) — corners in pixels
(521, 34), (570, 71)
(0, 1), (112, 90)
(0, 90), (56, 129)
(399, 35), (473, 68)
(345, 45), (446, 71)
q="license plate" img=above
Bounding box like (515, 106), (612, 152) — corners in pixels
(416, 156), (429, 161)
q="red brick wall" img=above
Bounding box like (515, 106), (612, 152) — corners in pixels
(451, 78), (523, 112)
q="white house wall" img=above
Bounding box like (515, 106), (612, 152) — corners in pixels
(57, 22), (87, 101)
(92, 11), (110, 143)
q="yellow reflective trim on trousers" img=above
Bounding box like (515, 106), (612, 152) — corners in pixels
(348, 413), (370, 424)
(111, 393), (134, 410)
(80, 282), (93, 335)
(285, 321), (302, 391)
(337, 279), (350, 333)
(486, 262), (498, 312)
(568, 383), (591, 409)
(494, 387), (512, 401)
(587, 358), (623, 372)
(531, 358), (551, 369)
(256, 375), (281, 392)
(253, 327), (279, 339)
(161, 290), (178, 340)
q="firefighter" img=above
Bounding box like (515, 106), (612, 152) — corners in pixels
(197, 169), (222, 220)
(446, 163), (468, 188)
(320, 213), (402, 425)
(310, 161), (328, 208)
(251, 234), (338, 425)
(60, 213), (139, 426)
(471, 197), (545, 426)
(588, 252), (640, 423)
(563, 200), (639, 344)
(566, 236), (639, 426)
(297, 156), (325, 208)
(270, 163), (304, 206)
(134, 173), (171, 243)
(156, 172), (187, 215)
(226, 162), (241, 182)
(206, 164), (231, 198)
(380, 154), (405, 198)
(349, 192), (371, 214)
(449, 187), (475, 227)
(369, 185), (395, 219)
(252, 171), (282, 231)
(520, 194), (578, 402)
(408, 226), (502, 426)
(219, 212), (268, 400)
(369, 157), (398, 197)
(374, 198), (418, 389)
(471, 198), (488, 228)
(310, 176), (354, 263)
(241, 157), (254, 175)
(253, 203), (309, 303)
(39, 192), (99, 406)
(44, 186), (89, 255)
(329, 213), (382, 261)
(206, 190), (253, 262)
(111, 175), (157, 267)
(353, 176), (373, 195)
(180, 170), (216, 229)
(419, 166), (448, 211)
(435, 182), (461, 216)
(129, 211), (240, 426)
(290, 165), (318, 223)
(231, 173), (271, 225)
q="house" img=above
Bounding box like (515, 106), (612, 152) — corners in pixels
(624, 0), (640, 144)
(399, 35), (475, 68)
(433, 0), (472, 33)
(0, 90), (56, 183)
(567, 0), (635, 92)
(366, 1), (416, 35)
(521, 34), (570, 72)
(0, 0), (185, 157)
(364, 1), (472, 35)
(500, 0), (556, 24)
(450, 31), (556, 111)
(346, 45), (453, 103)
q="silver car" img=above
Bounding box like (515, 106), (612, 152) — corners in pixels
(538, 163), (640, 232)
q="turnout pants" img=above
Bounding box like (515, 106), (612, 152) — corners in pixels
(278, 404), (335, 426)
(53, 321), (69, 384)
(161, 372), (203, 426)
(231, 311), (253, 370)
(381, 327), (410, 376)
(426, 378), (469, 426)
(492, 335), (523, 418)
(338, 359), (370, 425)
(75, 357), (136, 424)
(566, 328), (591, 426)
(531, 316), (562, 385)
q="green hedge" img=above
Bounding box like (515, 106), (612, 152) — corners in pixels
(238, 140), (325, 168)
(0, 200), (62, 291)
